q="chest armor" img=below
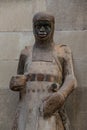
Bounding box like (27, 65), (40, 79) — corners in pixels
(24, 46), (63, 85)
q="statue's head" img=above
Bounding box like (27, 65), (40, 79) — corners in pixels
(33, 12), (55, 42)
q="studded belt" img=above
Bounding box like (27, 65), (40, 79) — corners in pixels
(26, 73), (58, 82)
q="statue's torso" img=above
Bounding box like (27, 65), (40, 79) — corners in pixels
(24, 46), (64, 130)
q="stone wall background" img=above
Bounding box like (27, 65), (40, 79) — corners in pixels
(0, 0), (87, 130)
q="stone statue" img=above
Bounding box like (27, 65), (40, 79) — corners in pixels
(10, 12), (77, 130)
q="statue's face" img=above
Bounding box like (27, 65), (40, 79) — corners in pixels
(33, 20), (52, 39)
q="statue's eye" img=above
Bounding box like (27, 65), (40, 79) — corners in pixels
(44, 23), (51, 28)
(35, 25), (41, 29)
(44, 25), (51, 31)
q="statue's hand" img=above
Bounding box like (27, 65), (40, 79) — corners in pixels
(10, 75), (27, 91)
(43, 92), (65, 118)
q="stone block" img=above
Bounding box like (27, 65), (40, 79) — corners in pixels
(0, 89), (19, 130)
(75, 112), (87, 130)
(0, 0), (46, 31)
(74, 59), (87, 87)
(46, 0), (87, 30)
(66, 87), (87, 130)
(0, 61), (18, 89)
(54, 31), (87, 60)
(0, 32), (34, 60)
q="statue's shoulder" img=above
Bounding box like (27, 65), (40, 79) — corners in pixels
(54, 44), (71, 57)
(20, 46), (32, 56)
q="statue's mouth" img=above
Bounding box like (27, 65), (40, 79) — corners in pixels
(38, 32), (48, 38)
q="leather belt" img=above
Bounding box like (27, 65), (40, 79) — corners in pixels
(26, 73), (58, 82)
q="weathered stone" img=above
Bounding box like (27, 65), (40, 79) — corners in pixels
(54, 31), (87, 60)
(46, 0), (87, 30)
(74, 59), (87, 87)
(8, 12), (77, 130)
(0, 31), (86, 60)
(0, 32), (34, 60)
(66, 87), (87, 130)
(0, 61), (18, 89)
(0, 89), (19, 130)
(0, 0), (46, 31)
(0, 0), (86, 130)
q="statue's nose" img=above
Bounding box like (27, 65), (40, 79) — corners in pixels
(40, 26), (45, 32)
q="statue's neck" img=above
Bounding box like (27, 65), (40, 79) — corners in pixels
(32, 39), (54, 61)
(34, 38), (54, 50)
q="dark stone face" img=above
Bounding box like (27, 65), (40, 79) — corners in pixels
(33, 20), (52, 39)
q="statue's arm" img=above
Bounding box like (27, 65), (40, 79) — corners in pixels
(10, 49), (29, 129)
(43, 45), (77, 117)
(58, 45), (77, 98)
(17, 53), (27, 74)
(9, 48), (28, 91)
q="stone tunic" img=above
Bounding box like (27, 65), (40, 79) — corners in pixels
(23, 47), (64, 130)
(12, 44), (74, 130)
